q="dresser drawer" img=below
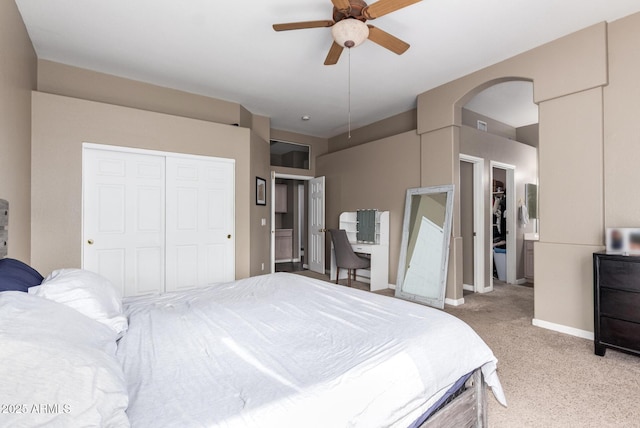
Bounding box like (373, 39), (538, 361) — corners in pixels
(598, 258), (640, 292)
(600, 288), (640, 324)
(599, 316), (640, 352)
(351, 244), (372, 254)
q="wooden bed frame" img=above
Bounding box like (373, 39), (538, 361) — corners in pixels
(419, 369), (487, 428)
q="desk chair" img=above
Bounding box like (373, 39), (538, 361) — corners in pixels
(329, 229), (370, 287)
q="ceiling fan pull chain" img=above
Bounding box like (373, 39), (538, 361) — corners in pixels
(348, 47), (352, 139)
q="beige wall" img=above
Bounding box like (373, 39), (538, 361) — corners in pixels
(414, 15), (640, 334)
(516, 124), (539, 148)
(417, 22), (607, 134)
(35, 59), (275, 279)
(31, 92), (252, 278)
(462, 108), (517, 141)
(270, 129), (329, 178)
(38, 60), (241, 126)
(317, 130), (421, 285)
(604, 13), (640, 228)
(328, 109), (417, 153)
(0, 1), (37, 262)
(250, 129), (272, 276)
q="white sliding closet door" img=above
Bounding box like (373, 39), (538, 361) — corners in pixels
(83, 145), (235, 297)
(83, 148), (166, 297)
(165, 157), (235, 292)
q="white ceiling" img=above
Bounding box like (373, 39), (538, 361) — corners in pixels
(15, 0), (640, 137)
(465, 81), (537, 128)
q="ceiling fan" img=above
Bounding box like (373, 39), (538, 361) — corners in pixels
(273, 0), (421, 65)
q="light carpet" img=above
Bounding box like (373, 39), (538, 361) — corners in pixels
(295, 270), (640, 427)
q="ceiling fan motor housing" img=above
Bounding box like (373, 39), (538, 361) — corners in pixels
(333, 0), (368, 22)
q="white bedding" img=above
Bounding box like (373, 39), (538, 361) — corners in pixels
(118, 273), (505, 427)
(0, 291), (129, 428)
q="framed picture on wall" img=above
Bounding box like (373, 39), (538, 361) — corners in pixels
(256, 177), (266, 206)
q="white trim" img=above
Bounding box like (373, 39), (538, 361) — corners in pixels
(460, 154), (485, 293)
(297, 183), (305, 265)
(463, 283), (474, 292)
(388, 283), (396, 290)
(82, 142), (235, 164)
(515, 278), (527, 285)
(270, 172), (276, 273)
(275, 173), (313, 180)
(272, 173), (314, 274)
(445, 297), (465, 306)
(532, 318), (594, 340)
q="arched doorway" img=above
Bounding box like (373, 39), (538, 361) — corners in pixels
(458, 81), (539, 294)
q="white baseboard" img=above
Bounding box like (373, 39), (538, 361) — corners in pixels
(516, 278), (527, 285)
(388, 283), (396, 290)
(532, 318), (594, 340)
(463, 284), (474, 292)
(445, 297), (465, 306)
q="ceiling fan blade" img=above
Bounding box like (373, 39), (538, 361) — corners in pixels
(273, 20), (334, 31)
(324, 42), (344, 65)
(367, 25), (410, 55)
(363, 0), (421, 19)
(331, 0), (351, 13)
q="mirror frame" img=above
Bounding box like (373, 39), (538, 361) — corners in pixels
(395, 184), (455, 308)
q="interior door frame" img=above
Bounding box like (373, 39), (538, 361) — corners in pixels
(459, 154), (486, 293)
(271, 172), (314, 273)
(490, 161), (516, 285)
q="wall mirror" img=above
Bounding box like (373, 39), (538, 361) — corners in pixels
(395, 185), (455, 309)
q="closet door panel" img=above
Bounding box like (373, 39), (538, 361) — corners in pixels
(166, 157), (235, 292)
(176, 245), (198, 289)
(83, 149), (166, 297)
(135, 246), (164, 294)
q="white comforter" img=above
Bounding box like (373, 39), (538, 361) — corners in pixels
(117, 273), (505, 427)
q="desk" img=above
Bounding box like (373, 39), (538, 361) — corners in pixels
(330, 211), (390, 292)
(330, 242), (389, 291)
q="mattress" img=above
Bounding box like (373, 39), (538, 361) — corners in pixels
(117, 273), (505, 427)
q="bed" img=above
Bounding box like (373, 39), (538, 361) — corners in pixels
(0, 261), (506, 427)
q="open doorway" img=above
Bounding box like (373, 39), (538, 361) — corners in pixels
(490, 163), (516, 285)
(459, 80), (538, 294)
(273, 177), (308, 273)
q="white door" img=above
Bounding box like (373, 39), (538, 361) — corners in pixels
(165, 157), (235, 291)
(460, 154), (486, 293)
(308, 176), (325, 274)
(83, 148), (166, 297)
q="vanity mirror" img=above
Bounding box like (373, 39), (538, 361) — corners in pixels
(395, 185), (454, 308)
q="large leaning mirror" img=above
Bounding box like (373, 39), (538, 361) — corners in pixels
(395, 185), (455, 309)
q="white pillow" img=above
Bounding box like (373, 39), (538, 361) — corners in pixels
(0, 291), (130, 427)
(29, 268), (128, 336)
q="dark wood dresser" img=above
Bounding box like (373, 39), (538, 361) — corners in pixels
(593, 251), (640, 357)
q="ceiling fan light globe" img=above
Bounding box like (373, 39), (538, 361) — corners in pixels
(331, 18), (369, 48)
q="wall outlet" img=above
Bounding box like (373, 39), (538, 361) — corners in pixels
(261, 263), (264, 271)
(261, 218), (266, 226)
(477, 120), (488, 132)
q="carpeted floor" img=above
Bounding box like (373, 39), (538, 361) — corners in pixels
(294, 270), (640, 427)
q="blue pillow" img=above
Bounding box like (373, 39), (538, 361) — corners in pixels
(0, 258), (44, 292)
